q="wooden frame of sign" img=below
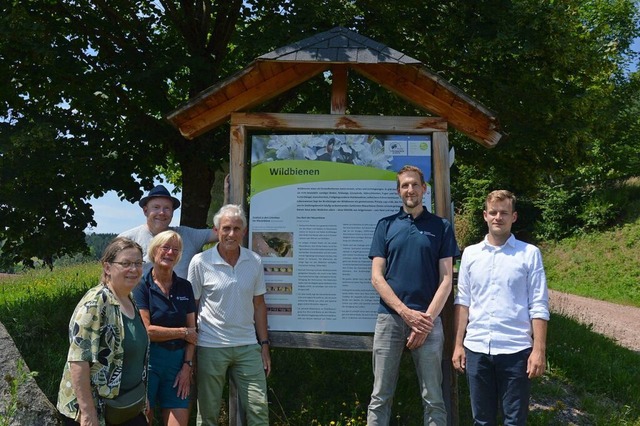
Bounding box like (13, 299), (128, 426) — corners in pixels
(226, 112), (456, 425)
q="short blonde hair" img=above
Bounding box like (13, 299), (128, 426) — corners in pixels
(148, 230), (183, 265)
(396, 165), (425, 189)
(485, 190), (517, 212)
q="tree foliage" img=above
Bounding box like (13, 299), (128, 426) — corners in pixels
(1, 0), (638, 269)
(1, 0), (243, 269)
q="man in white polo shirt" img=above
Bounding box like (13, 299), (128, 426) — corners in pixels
(188, 204), (271, 425)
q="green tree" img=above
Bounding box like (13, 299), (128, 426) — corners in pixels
(85, 233), (118, 259)
(1, 0), (638, 269)
(1, 0), (244, 269)
(533, 70), (640, 240)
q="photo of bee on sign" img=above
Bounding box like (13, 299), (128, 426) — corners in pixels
(252, 232), (294, 257)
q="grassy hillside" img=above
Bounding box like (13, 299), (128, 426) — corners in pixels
(542, 189), (640, 307)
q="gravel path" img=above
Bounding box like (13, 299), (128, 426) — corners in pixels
(549, 289), (640, 352)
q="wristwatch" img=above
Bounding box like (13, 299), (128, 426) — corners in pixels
(259, 339), (271, 346)
(183, 360), (193, 367)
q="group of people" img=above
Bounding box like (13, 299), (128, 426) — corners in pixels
(57, 164), (549, 426)
(367, 165), (549, 426)
(57, 185), (269, 426)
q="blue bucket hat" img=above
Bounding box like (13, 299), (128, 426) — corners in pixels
(139, 185), (181, 209)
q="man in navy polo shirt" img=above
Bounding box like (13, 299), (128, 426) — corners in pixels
(367, 165), (459, 426)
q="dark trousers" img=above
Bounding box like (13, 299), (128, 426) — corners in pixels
(465, 347), (532, 426)
(62, 412), (146, 426)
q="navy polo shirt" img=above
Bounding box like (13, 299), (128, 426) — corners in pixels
(369, 207), (459, 314)
(133, 269), (197, 331)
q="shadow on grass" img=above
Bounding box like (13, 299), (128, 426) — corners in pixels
(267, 347), (422, 425)
(540, 313), (640, 424)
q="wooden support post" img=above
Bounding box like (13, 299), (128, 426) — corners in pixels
(432, 132), (452, 219)
(331, 65), (348, 114)
(229, 123), (248, 426)
(432, 131), (458, 426)
(229, 123), (247, 207)
(229, 380), (244, 426)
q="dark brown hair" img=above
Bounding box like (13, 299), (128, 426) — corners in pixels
(100, 237), (143, 283)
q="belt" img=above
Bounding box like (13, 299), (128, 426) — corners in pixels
(153, 340), (186, 351)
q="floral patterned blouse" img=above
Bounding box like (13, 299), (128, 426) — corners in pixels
(57, 283), (148, 422)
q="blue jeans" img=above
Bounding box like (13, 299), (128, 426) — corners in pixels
(196, 345), (268, 426)
(367, 313), (446, 426)
(465, 348), (532, 426)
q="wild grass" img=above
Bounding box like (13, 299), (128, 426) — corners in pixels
(0, 264), (99, 400)
(0, 359), (37, 426)
(550, 315), (639, 401)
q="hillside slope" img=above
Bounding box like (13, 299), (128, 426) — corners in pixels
(542, 199), (640, 307)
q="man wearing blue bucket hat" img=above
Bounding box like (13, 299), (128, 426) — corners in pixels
(119, 184), (216, 278)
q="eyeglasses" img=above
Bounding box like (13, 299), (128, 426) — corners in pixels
(159, 246), (181, 253)
(111, 261), (144, 269)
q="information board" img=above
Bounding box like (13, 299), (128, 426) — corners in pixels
(249, 134), (432, 332)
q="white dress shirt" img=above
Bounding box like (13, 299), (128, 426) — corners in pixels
(455, 234), (549, 355)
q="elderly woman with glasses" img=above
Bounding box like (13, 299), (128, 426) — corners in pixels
(132, 230), (197, 426)
(57, 237), (149, 426)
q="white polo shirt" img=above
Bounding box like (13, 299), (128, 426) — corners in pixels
(188, 245), (266, 348)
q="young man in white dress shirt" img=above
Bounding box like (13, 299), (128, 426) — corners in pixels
(453, 189), (549, 426)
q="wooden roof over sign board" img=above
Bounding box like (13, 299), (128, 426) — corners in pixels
(166, 26), (503, 148)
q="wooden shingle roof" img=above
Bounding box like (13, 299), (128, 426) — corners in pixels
(258, 26), (421, 64)
(167, 27), (503, 148)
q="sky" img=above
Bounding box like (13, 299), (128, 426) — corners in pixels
(85, 181), (181, 234)
(628, 37), (640, 72)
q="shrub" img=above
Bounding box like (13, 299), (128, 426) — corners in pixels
(453, 178), (491, 249)
(534, 179), (635, 241)
(534, 183), (582, 240)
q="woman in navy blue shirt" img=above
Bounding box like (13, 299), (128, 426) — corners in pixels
(133, 231), (197, 426)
